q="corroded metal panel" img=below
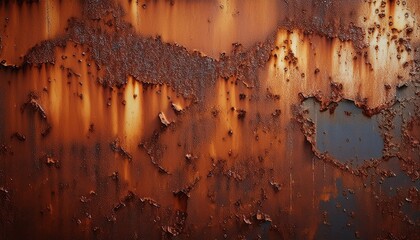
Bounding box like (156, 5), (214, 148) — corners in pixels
(0, 0), (419, 239)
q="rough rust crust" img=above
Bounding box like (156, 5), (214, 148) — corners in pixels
(18, 0), (372, 99)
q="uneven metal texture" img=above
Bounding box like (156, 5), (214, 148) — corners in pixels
(0, 0), (419, 239)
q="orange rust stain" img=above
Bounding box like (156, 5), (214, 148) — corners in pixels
(121, 0), (281, 59)
(264, 3), (417, 110)
(0, 0), (419, 239)
(0, 1), (81, 65)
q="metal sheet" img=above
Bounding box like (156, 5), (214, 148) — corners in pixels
(0, 0), (419, 239)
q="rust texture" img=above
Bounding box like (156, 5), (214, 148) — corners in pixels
(0, 0), (419, 239)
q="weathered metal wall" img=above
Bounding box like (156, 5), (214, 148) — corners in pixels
(0, 0), (419, 239)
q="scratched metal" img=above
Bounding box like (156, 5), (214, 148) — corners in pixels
(0, 0), (419, 239)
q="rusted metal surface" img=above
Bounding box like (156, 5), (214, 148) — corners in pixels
(0, 0), (419, 239)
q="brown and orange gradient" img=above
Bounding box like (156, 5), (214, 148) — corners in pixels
(0, 0), (419, 239)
